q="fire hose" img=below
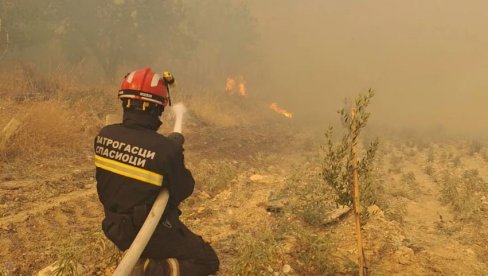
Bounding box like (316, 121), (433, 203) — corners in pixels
(113, 103), (187, 276)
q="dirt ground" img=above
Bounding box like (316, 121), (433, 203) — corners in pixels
(1, 115), (487, 275)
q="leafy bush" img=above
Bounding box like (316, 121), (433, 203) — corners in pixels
(439, 169), (488, 221)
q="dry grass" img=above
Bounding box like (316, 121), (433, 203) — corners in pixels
(182, 89), (276, 128)
(1, 101), (82, 158)
(229, 222), (280, 275)
(188, 159), (239, 196)
(291, 227), (336, 275)
(0, 65), (118, 176)
(187, 94), (241, 127)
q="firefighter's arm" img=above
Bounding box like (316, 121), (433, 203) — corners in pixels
(166, 133), (195, 205)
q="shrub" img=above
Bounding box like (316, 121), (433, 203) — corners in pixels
(268, 163), (328, 226)
(468, 140), (483, 156)
(292, 227), (336, 275)
(401, 172), (416, 186)
(384, 199), (407, 224)
(52, 252), (82, 276)
(424, 164), (435, 177)
(426, 148), (435, 163)
(229, 222), (279, 275)
(188, 159), (239, 196)
(451, 155), (462, 168)
(439, 169), (488, 221)
(401, 171), (421, 195)
(388, 154), (403, 174)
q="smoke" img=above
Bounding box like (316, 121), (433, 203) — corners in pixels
(171, 102), (187, 134)
(248, 0), (488, 137)
(3, 0), (487, 137)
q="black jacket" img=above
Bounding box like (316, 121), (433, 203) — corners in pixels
(94, 110), (194, 249)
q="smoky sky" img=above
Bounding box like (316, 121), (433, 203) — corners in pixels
(249, 0), (488, 134)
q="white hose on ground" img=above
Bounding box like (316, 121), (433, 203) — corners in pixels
(112, 189), (170, 276)
(112, 103), (187, 275)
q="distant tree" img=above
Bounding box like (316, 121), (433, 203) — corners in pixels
(0, 0), (195, 78)
(0, 16), (8, 60)
(0, 0), (259, 81)
(177, 0), (259, 84)
(51, 0), (197, 78)
(0, 0), (53, 50)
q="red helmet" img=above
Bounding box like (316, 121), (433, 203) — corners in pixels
(119, 67), (169, 106)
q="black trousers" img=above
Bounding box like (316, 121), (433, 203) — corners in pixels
(103, 211), (219, 276)
(141, 217), (219, 276)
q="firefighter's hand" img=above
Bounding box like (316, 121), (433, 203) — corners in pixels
(168, 132), (185, 146)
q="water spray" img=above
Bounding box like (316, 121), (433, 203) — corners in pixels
(172, 102), (187, 134)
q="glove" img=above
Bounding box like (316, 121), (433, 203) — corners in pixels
(167, 132), (185, 146)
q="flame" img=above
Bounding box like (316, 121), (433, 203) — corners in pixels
(269, 102), (293, 118)
(225, 76), (247, 97)
(238, 82), (247, 96)
(225, 77), (236, 94)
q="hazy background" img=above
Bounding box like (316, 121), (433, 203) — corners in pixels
(1, 0), (487, 136)
(249, 0), (488, 136)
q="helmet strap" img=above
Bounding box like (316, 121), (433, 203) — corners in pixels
(121, 99), (164, 117)
(142, 102), (149, 111)
(166, 83), (172, 106)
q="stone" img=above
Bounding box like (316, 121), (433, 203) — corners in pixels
(282, 264), (292, 274)
(323, 205), (351, 225)
(0, 118), (21, 149)
(2, 118), (21, 140)
(250, 174), (265, 182)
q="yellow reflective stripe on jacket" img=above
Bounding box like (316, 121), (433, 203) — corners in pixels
(94, 155), (163, 186)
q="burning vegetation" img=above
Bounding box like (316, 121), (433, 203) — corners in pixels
(225, 76), (246, 97)
(269, 102), (293, 118)
(225, 77), (293, 119)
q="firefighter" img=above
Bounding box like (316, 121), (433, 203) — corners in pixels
(94, 67), (219, 275)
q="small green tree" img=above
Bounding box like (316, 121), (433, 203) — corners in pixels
(322, 89), (377, 276)
(321, 89), (379, 209)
